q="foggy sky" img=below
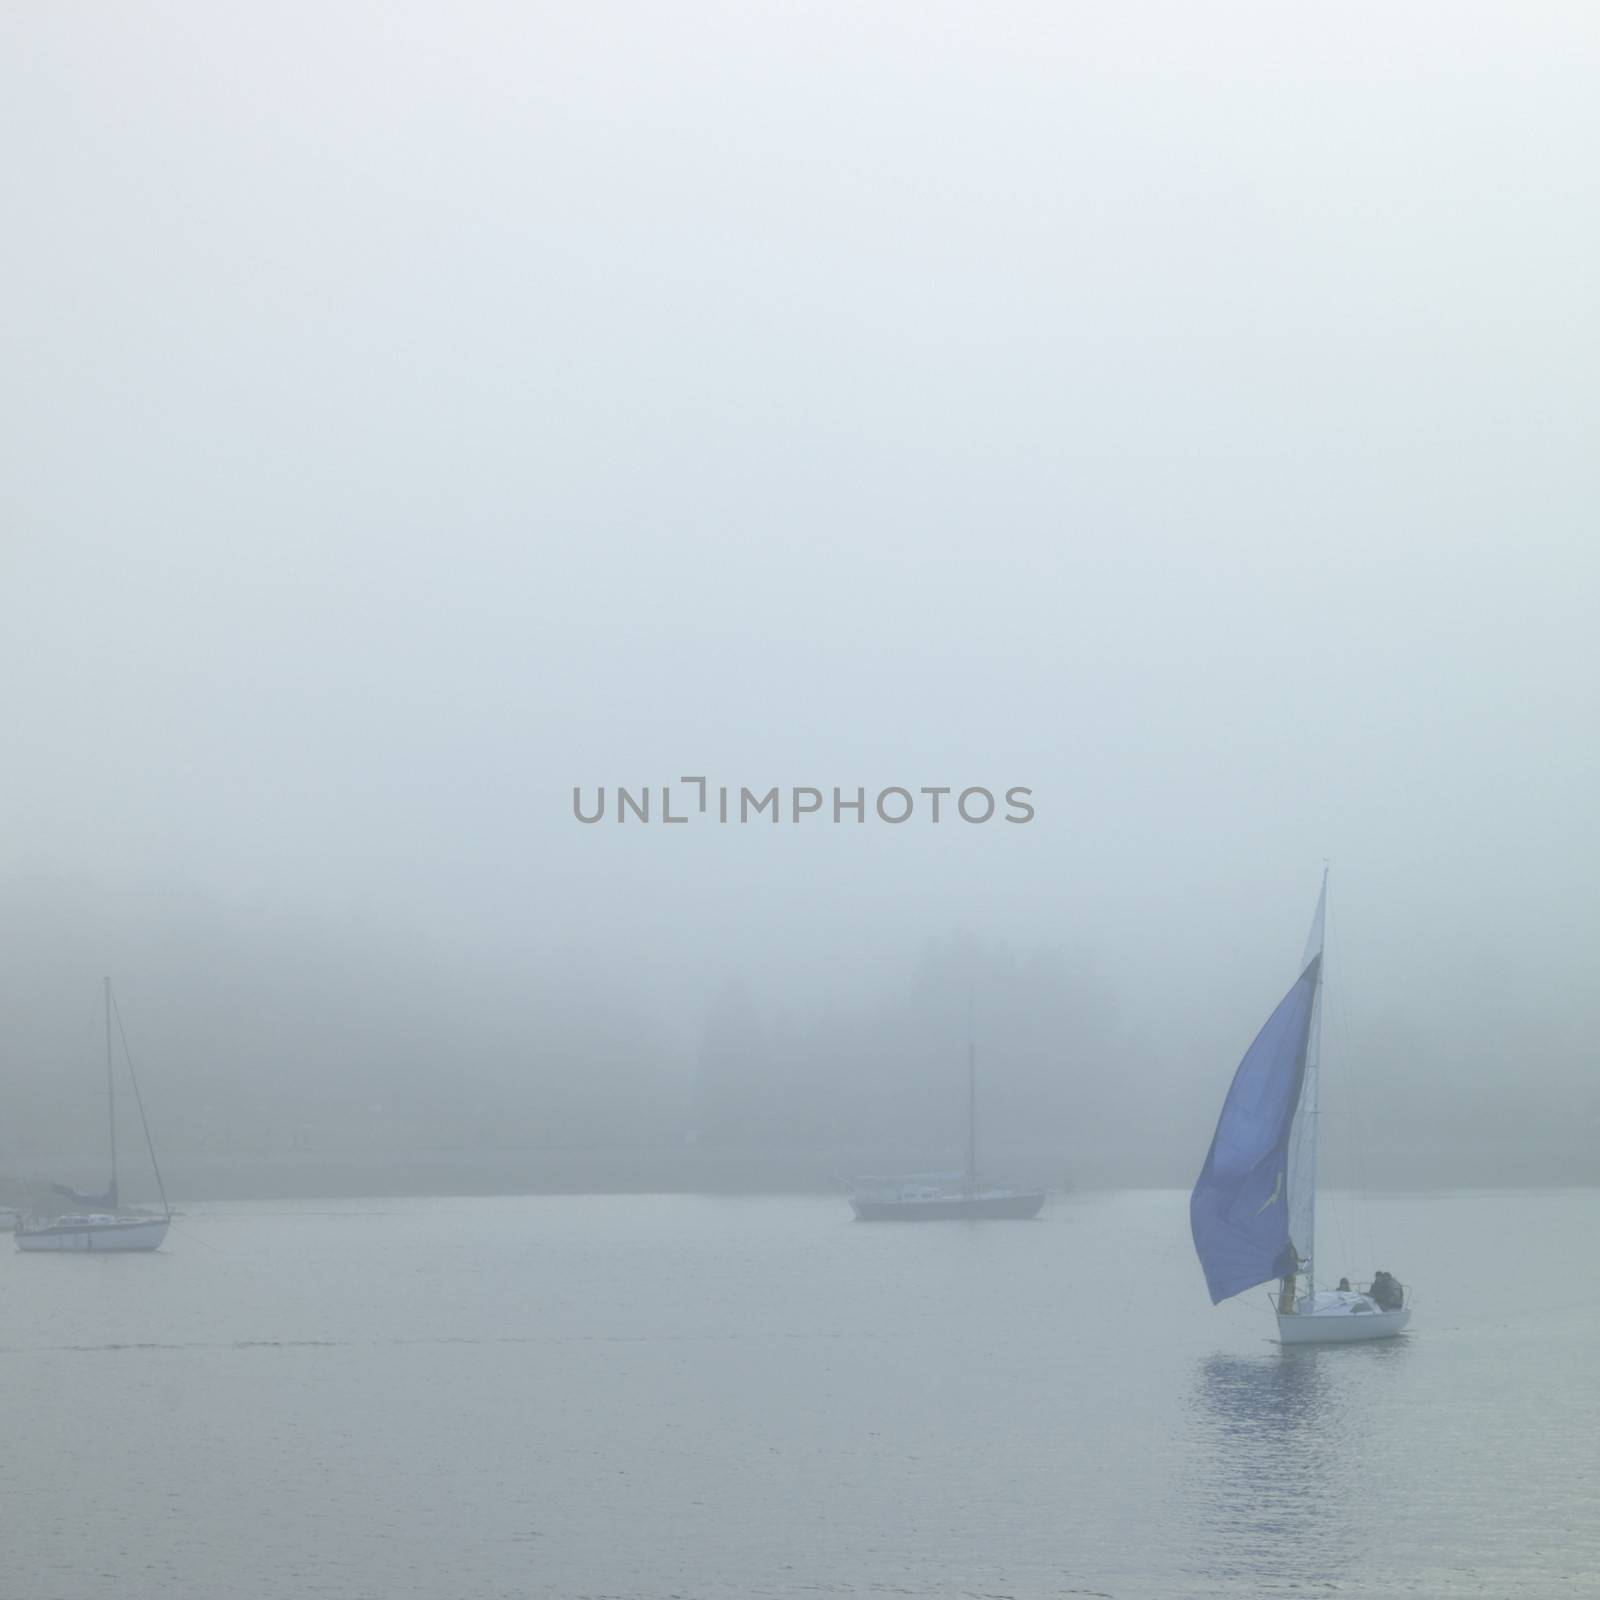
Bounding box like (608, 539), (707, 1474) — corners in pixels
(3, 4), (1597, 1192)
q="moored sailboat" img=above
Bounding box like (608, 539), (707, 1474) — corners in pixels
(15, 979), (172, 1253)
(848, 1021), (1046, 1221)
(1190, 873), (1409, 1342)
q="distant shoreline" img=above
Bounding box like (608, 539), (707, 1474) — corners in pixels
(8, 1140), (1593, 1205)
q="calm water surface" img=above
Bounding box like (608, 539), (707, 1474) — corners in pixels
(3, 1190), (1596, 1598)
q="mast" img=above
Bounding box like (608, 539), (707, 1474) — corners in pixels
(104, 976), (118, 1205)
(1287, 870), (1327, 1302)
(965, 989), (977, 1195)
(1305, 949), (1323, 1297)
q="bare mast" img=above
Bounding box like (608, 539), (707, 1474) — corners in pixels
(965, 990), (977, 1195)
(104, 976), (118, 1207)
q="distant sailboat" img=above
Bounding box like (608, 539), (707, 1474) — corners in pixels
(1190, 873), (1409, 1343)
(15, 979), (172, 1253)
(849, 1016), (1046, 1221)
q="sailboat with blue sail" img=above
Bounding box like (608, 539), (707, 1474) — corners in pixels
(1191, 873), (1409, 1343)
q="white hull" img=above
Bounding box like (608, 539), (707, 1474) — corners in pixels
(1277, 1307), (1409, 1343)
(16, 1217), (169, 1252)
(850, 1189), (1046, 1221)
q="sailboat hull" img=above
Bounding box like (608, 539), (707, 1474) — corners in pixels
(850, 1191), (1046, 1221)
(16, 1217), (169, 1252)
(1276, 1307), (1410, 1344)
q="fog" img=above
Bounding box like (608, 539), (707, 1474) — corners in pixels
(3, 3), (1596, 1199)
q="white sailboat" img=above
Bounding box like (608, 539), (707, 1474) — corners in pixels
(15, 979), (172, 1253)
(848, 1021), (1046, 1221)
(1191, 874), (1409, 1343)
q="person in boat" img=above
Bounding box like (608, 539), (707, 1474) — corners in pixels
(1337, 1277), (1351, 1292)
(1369, 1270), (1403, 1311)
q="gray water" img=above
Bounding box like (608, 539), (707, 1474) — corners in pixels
(3, 1190), (1596, 1599)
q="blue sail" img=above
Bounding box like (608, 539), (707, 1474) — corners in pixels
(1190, 955), (1321, 1304)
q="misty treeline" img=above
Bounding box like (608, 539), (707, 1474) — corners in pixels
(1, 877), (1594, 1196)
(0, 879), (1150, 1191)
(692, 934), (1120, 1173)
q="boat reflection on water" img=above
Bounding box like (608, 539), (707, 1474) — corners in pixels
(1179, 1341), (1410, 1592)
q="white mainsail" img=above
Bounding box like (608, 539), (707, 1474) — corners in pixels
(1285, 870), (1326, 1297)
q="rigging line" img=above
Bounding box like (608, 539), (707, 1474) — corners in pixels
(110, 991), (171, 1221)
(1320, 928), (1352, 1279)
(1317, 889), (1354, 1281)
(1328, 893), (1377, 1266)
(1323, 905), (1356, 1268)
(164, 1218), (222, 1252)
